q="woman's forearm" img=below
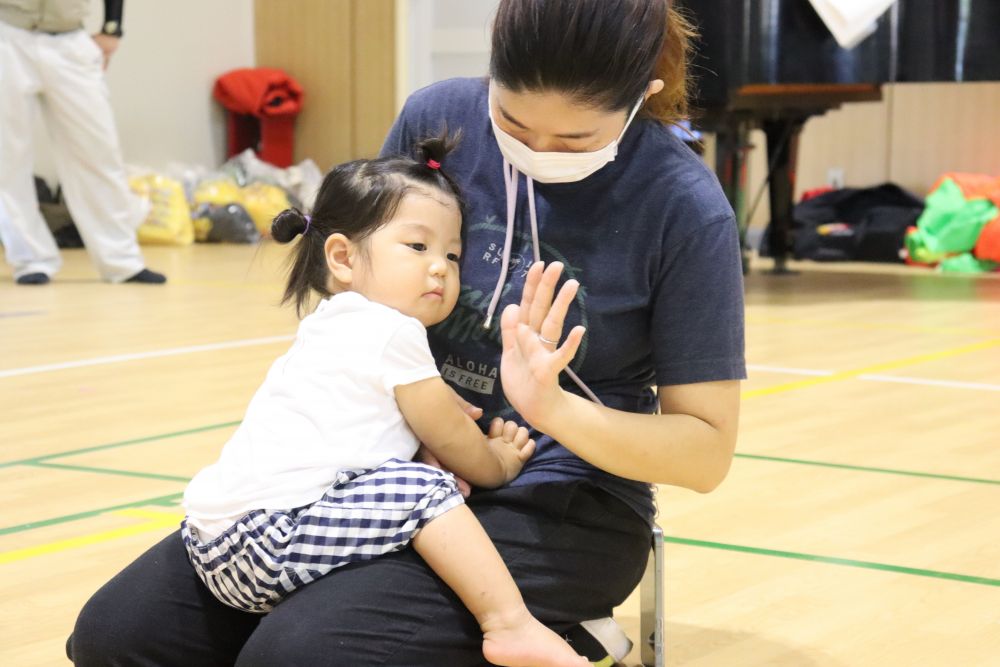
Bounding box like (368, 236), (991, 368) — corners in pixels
(496, 262), (741, 492)
(533, 391), (737, 492)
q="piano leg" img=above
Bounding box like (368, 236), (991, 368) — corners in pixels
(762, 117), (807, 275)
(713, 122), (753, 274)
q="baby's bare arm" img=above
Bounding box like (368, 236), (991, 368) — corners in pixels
(396, 377), (529, 487)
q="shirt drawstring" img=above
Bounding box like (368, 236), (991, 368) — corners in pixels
(483, 160), (604, 406)
(482, 161), (519, 330)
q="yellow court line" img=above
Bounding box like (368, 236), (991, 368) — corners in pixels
(5, 338), (998, 563)
(0, 519), (177, 565)
(744, 338), (1000, 400)
(746, 314), (1000, 338)
(113, 508), (186, 522)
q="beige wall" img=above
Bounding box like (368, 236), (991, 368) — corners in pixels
(255, 0), (397, 170)
(741, 82), (1000, 229)
(32, 0), (401, 186)
(32, 0), (255, 184)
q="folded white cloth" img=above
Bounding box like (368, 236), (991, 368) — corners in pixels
(809, 0), (897, 49)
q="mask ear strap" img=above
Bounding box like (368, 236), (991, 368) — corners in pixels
(617, 95), (646, 141)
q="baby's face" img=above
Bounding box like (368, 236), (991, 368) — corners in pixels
(351, 189), (462, 327)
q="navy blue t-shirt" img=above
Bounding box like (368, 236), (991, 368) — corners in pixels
(380, 78), (746, 522)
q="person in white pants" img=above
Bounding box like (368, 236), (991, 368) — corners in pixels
(0, 0), (164, 285)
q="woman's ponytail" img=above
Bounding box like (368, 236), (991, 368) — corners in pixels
(644, 4), (697, 126)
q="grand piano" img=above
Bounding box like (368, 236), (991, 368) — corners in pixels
(677, 0), (1000, 273)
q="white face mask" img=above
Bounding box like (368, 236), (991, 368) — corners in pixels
(488, 88), (645, 184)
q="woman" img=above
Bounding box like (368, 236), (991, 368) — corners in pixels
(69, 1), (744, 664)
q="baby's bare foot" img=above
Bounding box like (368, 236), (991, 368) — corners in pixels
(481, 608), (589, 667)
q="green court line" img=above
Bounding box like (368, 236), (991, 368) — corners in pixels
(0, 421), (240, 469)
(4, 420), (999, 492)
(0, 492), (184, 537)
(30, 461), (191, 483)
(735, 453), (1000, 486)
(665, 536), (1000, 588)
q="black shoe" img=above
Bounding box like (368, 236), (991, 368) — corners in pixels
(16, 272), (50, 285)
(125, 268), (167, 284)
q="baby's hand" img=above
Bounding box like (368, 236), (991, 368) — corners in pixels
(486, 418), (535, 483)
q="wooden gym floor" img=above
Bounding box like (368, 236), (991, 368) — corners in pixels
(1, 244), (998, 666)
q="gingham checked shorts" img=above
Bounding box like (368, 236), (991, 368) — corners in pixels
(181, 458), (463, 613)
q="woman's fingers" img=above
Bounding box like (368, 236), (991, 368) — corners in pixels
(516, 322), (585, 370)
(500, 303), (522, 354)
(538, 278), (579, 347)
(518, 261), (545, 324)
(527, 262), (564, 330)
(557, 325), (587, 367)
(517, 261), (578, 347)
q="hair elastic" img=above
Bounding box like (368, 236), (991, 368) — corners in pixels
(426, 159), (441, 170)
(303, 214), (312, 235)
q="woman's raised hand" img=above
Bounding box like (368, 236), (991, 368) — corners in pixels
(499, 261), (585, 427)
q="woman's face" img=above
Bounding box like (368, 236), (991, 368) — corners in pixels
(489, 81), (660, 153)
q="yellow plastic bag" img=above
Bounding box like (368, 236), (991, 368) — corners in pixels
(240, 182), (291, 236)
(192, 177), (291, 238)
(193, 178), (244, 208)
(130, 174), (194, 245)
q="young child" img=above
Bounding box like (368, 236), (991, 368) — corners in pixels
(181, 136), (588, 667)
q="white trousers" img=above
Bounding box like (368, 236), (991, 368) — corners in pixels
(0, 22), (145, 282)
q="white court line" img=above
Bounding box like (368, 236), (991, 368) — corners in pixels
(1, 346), (995, 394)
(747, 364), (1000, 392)
(857, 374), (1000, 392)
(747, 364), (833, 377)
(0, 335), (295, 379)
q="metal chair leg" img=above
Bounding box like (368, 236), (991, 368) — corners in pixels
(640, 524), (664, 667)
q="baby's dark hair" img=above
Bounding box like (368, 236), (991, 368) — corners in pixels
(271, 132), (463, 317)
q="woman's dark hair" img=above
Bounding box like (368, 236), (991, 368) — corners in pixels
(271, 132), (463, 317)
(490, 0), (695, 126)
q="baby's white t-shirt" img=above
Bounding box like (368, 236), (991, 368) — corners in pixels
(184, 292), (440, 537)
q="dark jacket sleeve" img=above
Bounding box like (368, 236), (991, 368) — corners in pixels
(379, 98), (418, 159)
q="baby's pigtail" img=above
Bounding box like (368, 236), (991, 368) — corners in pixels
(414, 130), (460, 170)
(413, 128), (465, 212)
(272, 207), (329, 317)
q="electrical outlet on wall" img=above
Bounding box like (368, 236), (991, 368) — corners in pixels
(827, 167), (845, 189)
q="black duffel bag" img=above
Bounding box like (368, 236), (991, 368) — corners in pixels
(761, 183), (924, 262)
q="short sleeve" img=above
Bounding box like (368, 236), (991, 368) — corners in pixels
(380, 320), (440, 393)
(650, 216), (747, 386)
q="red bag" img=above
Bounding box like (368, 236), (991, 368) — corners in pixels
(974, 218), (1000, 262)
(929, 172), (1000, 208)
(213, 68), (305, 167)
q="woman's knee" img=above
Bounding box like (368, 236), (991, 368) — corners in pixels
(238, 552), (478, 666)
(236, 615), (316, 667)
(238, 600), (480, 667)
(67, 531), (256, 666)
(68, 582), (146, 664)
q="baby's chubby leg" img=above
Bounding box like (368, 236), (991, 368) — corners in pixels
(412, 505), (589, 667)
